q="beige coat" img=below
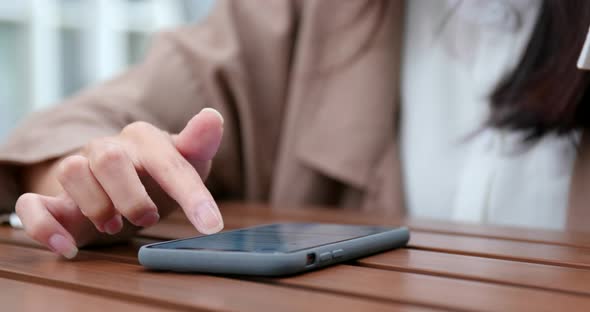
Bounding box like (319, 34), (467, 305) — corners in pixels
(0, 0), (588, 230)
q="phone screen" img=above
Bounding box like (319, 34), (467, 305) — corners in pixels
(147, 223), (393, 253)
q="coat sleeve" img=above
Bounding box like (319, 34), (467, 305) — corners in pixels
(0, 0), (299, 212)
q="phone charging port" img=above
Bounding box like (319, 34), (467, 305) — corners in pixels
(306, 253), (316, 265)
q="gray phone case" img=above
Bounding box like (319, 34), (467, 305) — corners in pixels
(138, 223), (410, 276)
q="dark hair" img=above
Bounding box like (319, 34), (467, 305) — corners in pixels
(489, 0), (590, 141)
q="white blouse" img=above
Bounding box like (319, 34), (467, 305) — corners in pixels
(400, 0), (578, 230)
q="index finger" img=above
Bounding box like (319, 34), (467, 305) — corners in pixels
(122, 122), (223, 234)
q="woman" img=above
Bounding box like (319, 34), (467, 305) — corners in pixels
(0, 0), (589, 259)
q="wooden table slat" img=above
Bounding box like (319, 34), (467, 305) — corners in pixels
(6, 203), (590, 311)
(0, 227), (147, 264)
(407, 219), (590, 249)
(276, 264), (590, 312)
(409, 232), (590, 269)
(0, 242), (426, 312)
(10, 226), (590, 300)
(4, 240), (590, 312)
(0, 277), (177, 312)
(358, 248), (590, 296)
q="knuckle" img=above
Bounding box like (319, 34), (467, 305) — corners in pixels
(85, 137), (111, 153)
(14, 194), (49, 241)
(89, 141), (127, 171)
(56, 155), (88, 183)
(15, 193), (37, 216)
(121, 121), (156, 138)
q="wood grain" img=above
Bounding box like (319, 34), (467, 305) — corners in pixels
(0, 242), (422, 312)
(9, 223), (590, 300)
(136, 217), (590, 311)
(0, 277), (177, 312)
(408, 218), (590, 249)
(409, 232), (590, 269)
(4, 239), (590, 312)
(0, 227), (146, 264)
(358, 249), (590, 296)
(276, 265), (590, 312)
(5, 202), (590, 311)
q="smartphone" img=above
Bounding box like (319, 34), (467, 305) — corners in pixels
(138, 223), (410, 276)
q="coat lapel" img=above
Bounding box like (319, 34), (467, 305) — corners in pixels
(295, 0), (404, 189)
(271, 0), (405, 214)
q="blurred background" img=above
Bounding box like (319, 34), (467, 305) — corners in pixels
(0, 0), (215, 141)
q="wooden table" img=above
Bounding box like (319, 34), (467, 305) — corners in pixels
(2, 202), (590, 311)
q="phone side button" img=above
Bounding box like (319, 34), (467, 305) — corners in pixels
(319, 252), (332, 264)
(332, 249), (344, 259)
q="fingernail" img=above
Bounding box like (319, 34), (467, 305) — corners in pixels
(192, 201), (224, 234)
(135, 211), (160, 227)
(201, 108), (224, 125)
(104, 215), (123, 235)
(48, 234), (78, 259)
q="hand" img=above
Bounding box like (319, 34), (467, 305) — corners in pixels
(15, 108), (225, 259)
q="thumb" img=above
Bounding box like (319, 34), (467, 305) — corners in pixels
(173, 108), (224, 163)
